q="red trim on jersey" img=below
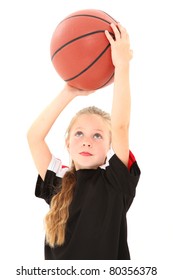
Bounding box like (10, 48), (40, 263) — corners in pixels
(55, 157), (69, 170)
(62, 165), (69, 169)
(128, 151), (136, 170)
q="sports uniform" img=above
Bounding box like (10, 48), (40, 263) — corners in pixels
(35, 150), (140, 260)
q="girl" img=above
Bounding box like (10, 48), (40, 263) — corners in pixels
(27, 23), (140, 260)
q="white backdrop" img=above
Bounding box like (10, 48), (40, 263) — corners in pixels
(0, 0), (173, 279)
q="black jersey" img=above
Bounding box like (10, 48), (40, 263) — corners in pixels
(35, 150), (140, 260)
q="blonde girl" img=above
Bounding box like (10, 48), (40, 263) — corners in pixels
(27, 23), (140, 259)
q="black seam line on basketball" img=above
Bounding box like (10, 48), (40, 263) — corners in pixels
(96, 72), (114, 90)
(51, 30), (105, 60)
(101, 11), (118, 24)
(51, 30), (114, 61)
(60, 14), (112, 25)
(64, 43), (111, 82)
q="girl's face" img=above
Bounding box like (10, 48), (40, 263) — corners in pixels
(66, 114), (111, 170)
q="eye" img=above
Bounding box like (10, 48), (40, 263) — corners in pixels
(75, 131), (84, 137)
(93, 133), (103, 140)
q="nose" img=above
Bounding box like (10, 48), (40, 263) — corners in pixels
(82, 139), (92, 148)
(82, 143), (91, 147)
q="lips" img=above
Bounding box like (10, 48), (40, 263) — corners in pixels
(79, 152), (93, 156)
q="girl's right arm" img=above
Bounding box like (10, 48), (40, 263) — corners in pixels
(27, 84), (93, 180)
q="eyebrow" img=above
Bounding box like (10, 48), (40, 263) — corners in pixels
(74, 127), (104, 132)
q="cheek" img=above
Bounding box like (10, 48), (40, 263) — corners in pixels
(98, 137), (110, 149)
(68, 138), (80, 153)
(99, 140), (111, 156)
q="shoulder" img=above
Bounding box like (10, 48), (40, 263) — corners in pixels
(35, 155), (69, 203)
(100, 148), (139, 173)
(100, 148), (141, 189)
(99, 149), (140, 210)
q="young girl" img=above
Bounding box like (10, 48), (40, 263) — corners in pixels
(27, 23), (140, 260)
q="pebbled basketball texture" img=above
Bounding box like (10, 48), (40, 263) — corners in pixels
(50, 9), (118, 90)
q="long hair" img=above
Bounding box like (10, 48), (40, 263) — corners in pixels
(44, 106), (111, 247)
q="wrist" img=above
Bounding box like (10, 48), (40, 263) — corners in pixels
(115, 62), (130, 71)
(61, 84), (78, 100)
(114, 64), (130, 80)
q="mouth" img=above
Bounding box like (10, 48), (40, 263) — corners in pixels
(79, 152), (93, 156)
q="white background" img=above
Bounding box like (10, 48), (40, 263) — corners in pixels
(0, 0), (173, 279)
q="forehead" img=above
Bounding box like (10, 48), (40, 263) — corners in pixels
(71, 114), (108, 131)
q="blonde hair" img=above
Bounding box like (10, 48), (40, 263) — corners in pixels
(44, 106), (111, 247)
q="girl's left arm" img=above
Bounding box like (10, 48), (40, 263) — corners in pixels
(105, 23), (133, 167)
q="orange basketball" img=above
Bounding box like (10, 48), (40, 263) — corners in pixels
(50, 9), (118, 90)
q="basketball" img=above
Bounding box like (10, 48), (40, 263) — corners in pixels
(50, 9), (118, 90)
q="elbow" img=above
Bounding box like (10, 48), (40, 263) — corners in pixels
(27, 125), (46, 147)
(27, 126), (36, 146)
(26, 128), (33, 146)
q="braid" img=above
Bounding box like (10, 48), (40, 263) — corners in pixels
(44, 165), (76, 247)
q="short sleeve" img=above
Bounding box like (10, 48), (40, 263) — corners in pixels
(104, 150), (141, 211)
(35, 155), (69, 204)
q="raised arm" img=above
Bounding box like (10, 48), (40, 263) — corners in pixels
(27, 84), (93, 180)
(105, 23), (133, 167)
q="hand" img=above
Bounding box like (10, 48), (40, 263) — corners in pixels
(64, 83), (95, 97)
(105, 23), (133, 68)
